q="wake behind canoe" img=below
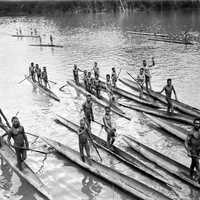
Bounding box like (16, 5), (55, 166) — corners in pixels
(29, 44), (64, 48)
(25, 75), (60, 102)
(0, 140), (52, 200)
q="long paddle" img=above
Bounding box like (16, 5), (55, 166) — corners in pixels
(0, 109), (11, 128)
(59, 82), (68, 91)
(49, 80), (57, 85)
(11, 145), (49, 155)
(126, 71), (143, 88)
(88, 132), (102, 162)
(18, 75), (30, 84)
(117, 68), (122, 80)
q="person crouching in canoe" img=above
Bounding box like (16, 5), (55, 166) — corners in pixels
(106, 74), (115, 105)
(160, 79), (178, 114)
(103, 107), (116, 148)
(41, 67), (49, 89)
(7, 117), (29, 171)
(73, 64), (80, 85)
(78, 118), (91, 162)
(185, 118), (200, 181)
(111, 67), (117, 88)
(81, 94), (94, 129)
(137, 68), (145, 99)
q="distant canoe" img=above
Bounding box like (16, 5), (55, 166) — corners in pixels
(127, 31), (168, 38)
(149, 38), (193, 45)
(12, 35), (40, 38)
(29, 44), (64, 48)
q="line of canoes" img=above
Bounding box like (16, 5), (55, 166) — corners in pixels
(9, 70), (200, 199)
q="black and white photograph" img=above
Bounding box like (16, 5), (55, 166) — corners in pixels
(0, 0), (200, 199)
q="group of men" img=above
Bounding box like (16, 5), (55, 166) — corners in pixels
(73, 62), (120, 103)
(29, 62), (49, 88)
(78, 94), (116, 163)
(137, 57), (178, 114)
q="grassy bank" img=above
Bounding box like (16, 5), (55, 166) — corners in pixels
(0, 0), (199, 16)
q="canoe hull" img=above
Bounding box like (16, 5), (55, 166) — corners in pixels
(25, 75), (60, 102)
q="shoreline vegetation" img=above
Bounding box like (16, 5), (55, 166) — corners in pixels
(0, 0), (199, 16)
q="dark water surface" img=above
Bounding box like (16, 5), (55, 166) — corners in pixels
(0, 9), (200, 200)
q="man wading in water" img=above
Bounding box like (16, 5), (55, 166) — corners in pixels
(185, 118), (200, 182)
(160, 79), (178, 114)
(7, 117), (29, 170)
(78, 118), (91, 162)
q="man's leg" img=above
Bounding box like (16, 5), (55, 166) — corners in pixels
(15, 148), (22, 170)
(79, 142), (85, 162)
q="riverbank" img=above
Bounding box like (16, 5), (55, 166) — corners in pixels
(0, 0), (200, 16)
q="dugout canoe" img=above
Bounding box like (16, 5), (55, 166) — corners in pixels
(29, 44), (64, 48)
(67, 80), (131, 120)
(25, 75), (60, 102)
(0, 139), (53, 200)
(119, 103), (194, 125)
(119, 78), (200, 118)
(100, 81), (162, 108)
(149, 38), (194, 45)
(144, 113), (189, 141)
(12, 35), (40, 38)
(50, 116), (175, 200)
(124, 135), (200, 189)
(55, 114), (175, 189)
(127, 31), (168, 38)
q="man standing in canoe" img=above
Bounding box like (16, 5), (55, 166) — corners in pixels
(106, 74), (115, 104)
(73, 64), (80, 85)
(93, 62), (99, 78)
(185, 118), (200, 181)
(111, 67), (117, 88)
(93, 75), (101, 98)
(50, 35), (53, 46)
(137, 68), (145, 99)
(29, 62), (35, 82)
(81, 94), (94, 129)
(103, 107), (116, 148)
(83, 70), (88, 90)
(35, 64), (42, 84)
(87, 72), (93, 93)
(143, 57), (155, 92)
(160, 79), (178, 114)
(7, 117), (29, 171)
(78, 118), (91, 162)
(41, 67), (49, 88)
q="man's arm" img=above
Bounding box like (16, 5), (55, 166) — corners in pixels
(22, 127), (29, 149)
(160, 86), (165, 94)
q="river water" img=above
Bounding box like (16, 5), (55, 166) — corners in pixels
(0, 9), (200, 200)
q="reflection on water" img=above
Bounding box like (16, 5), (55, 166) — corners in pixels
(0, 9), (200, 200)
(81, 173), (102, 200)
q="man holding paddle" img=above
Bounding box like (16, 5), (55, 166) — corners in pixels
(103, 107), (116, 148)
(7, 116), (29, 171)
(185, 118), (200, 181)
(160, 78), (178, 114)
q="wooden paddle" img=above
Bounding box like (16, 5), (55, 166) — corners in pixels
(0, 109), (11, 128)
(18, 75), (30, 84)
(49, 80), (57, 85)
(11, 145), (49, 155)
